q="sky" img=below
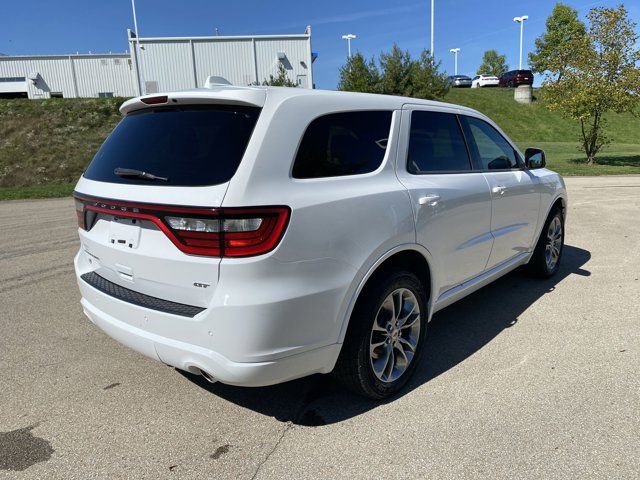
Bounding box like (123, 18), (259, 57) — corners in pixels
(0, 0), (637, 89)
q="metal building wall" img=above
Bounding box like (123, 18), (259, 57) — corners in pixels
(0, 54), (136, 99)
(193, 39), (255, 87)
(0, 28), (313, 99)
(129, 27), (313, 95)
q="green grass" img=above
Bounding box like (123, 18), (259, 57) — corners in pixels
(0, 182), (75, 201)
(443, 88), (640, 176)
(0, 97), (123, 190)
(0, 90), (638, 200)
(518, 142), (640, 176)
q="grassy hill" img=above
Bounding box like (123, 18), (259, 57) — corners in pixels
(444, 88), (640, 176)
(0, 98), (122, 198)
(0, 89), (639, 200)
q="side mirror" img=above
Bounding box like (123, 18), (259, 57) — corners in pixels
(525, 148), (546, 169)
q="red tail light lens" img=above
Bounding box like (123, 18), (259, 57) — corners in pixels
(73, 193), (290, 258)
(141, 95), (168, 105)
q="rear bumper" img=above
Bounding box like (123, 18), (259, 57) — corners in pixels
(80, 295), (340, 386)
(75, 249), (349, 386)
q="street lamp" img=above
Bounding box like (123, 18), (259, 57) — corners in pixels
(449, 48), (460, 75)
(341, 34), (357, 58)
(131, 0), (145, 95)
(430, 0), (435, 59)
(513, 15), (529, 70)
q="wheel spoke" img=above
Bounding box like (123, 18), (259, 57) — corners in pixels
(392, 290), (403, 325)
(372, 344), (392, 377)
(399, 312), (419, 330)
(383, 346), (395, 381)
(372, 319), (387, 333)
(399, 335), (417, 353)
(395, 342), (409, 366)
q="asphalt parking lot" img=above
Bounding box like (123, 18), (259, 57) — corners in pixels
(1, 176), (639, 479)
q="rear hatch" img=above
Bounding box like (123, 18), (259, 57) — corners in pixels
(74, 98), (262, 308)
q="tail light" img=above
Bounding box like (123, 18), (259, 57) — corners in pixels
(74, 199), (86, 230)
(73, 193), (290, 258)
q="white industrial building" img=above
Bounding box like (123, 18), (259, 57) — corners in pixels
(0, 27), (314, 99)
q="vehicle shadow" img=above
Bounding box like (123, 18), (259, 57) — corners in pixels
(181, 244), (591, 426)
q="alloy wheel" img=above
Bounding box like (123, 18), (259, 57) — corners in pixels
(369, 288), (421, 383)
(545, 216), (563, 270)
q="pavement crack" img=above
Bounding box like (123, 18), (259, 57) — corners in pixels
(249, 422), (294, 480)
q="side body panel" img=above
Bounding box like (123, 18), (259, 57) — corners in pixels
(483, 170), (541, 268)
(395, 105), (493, 296)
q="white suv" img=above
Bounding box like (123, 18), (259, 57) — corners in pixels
(74, 85), (567, 399)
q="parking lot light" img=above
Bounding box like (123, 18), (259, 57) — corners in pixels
(513, 15), (529, 70)
(341, 34), (357, 58)
(449, 48), (460, 75)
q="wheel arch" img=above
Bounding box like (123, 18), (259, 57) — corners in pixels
(337, 245), (436, 344)
(530, 193), (567, 256)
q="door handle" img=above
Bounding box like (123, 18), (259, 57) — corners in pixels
(418, 194), (440, 206)
(491, 185), (506, 196)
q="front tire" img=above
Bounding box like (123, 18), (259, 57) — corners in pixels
(527, 207), (564, 278)
(333, 271), (428, 399)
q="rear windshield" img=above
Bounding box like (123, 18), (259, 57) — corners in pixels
(84, 105), (261, 186)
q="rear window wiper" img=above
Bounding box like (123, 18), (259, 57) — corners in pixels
(114, 167), (168, 182)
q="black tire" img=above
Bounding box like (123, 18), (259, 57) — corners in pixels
(508, 80), (514, 88)
(527, 206), (564, 278)
(332, 271), (428, 399)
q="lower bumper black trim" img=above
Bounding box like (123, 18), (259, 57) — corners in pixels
(80, 271), (205, 318)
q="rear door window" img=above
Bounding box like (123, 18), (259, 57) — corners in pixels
(460, 116), (521, 170)
(84, 105), (260, 186)
(407, 111), (472, 173)
(292, 111), (392, 179)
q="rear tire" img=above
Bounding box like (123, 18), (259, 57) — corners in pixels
(527, 206), (564, 278)
(333, 271), (428, 399)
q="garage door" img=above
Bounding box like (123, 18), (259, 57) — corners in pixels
(0, 77), (28, 98)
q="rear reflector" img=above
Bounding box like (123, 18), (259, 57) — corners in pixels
(73, 193), (290, 258)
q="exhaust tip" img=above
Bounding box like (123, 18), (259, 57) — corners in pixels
(199, 369), (217, 384)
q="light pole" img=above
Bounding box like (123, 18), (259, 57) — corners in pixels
(131, 0), (145, 94)
(449, 48), (460, 75)
(341, 34), (357, 58)
(513, 15), (529, 70)
(430, 0), (435, 59)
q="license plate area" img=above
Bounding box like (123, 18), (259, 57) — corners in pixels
(109, 218), (141, 249)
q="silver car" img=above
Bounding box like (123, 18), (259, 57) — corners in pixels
(448, 75), (472, 88)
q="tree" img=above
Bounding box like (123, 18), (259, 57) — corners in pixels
(337, 53), (381, 93)
(337, 45), (449, 100)
(410, 50), (449, 100)
(379, 44), (414, 96)
(544, 5), (640, 164)
(476, 50), (508, 77)
(529, 3), (587, 82)
(259, 63), (297, 87)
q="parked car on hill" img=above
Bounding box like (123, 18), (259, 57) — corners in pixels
(471, 74), (499, 88)
(499, 70), (534, 87)
(73, 83), (567, 399)
(448, 75), (472, 88)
